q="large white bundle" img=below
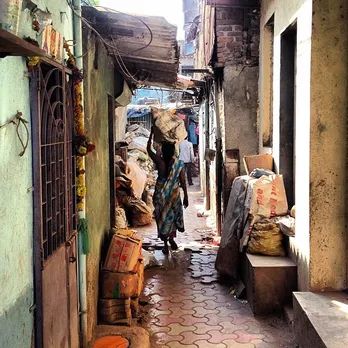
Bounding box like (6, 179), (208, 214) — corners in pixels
(151, 107), (187, 144)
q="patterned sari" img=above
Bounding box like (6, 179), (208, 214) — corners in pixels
(153, 159), (185, 240)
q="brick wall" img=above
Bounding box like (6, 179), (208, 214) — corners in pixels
(215, 6), (260, 66)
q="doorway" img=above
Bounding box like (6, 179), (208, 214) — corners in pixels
(31, 61), (79, 348)
(279, 23), (297, 207)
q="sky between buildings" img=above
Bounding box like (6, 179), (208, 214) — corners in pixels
(100, 0), (185, 40)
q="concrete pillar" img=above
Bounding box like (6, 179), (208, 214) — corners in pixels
(309, 0), (348, 291)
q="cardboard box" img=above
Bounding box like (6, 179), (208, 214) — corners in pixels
(99, 298), (132, 326)
(100, 271), (139, 299)
(103, 234), (142, 272)
(243, 154), (273, 174)
(131, 298), (139, 317)
(100, 258), (145, 299)
(136, 258), (145, 296)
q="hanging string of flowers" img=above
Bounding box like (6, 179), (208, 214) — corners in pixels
(64, 39), (95, 212)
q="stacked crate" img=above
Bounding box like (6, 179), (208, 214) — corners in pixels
(99, 231), (144, 326)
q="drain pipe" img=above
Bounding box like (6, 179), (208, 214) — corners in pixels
(72, 0), (88, 346)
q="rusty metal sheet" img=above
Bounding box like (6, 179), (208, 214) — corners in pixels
(67, 236), (79, 348)
(43, 245), (69, 348)
(42, 239), (79, 348)
(82, 6), (179, 87)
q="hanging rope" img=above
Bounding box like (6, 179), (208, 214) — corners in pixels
(0, 111), (29, 156)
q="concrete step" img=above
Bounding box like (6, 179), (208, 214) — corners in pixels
(241, 253), (297, 315)
(284, 304), (294, 326)
(293, 292), (348, 348)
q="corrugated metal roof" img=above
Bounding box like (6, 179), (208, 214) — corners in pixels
(82, 6), (179, 88)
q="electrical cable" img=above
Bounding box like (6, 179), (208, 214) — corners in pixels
(96, 6), (153, 55)
(68, 1), (153, 56)
(110, 36), (139, 82)
(66, 0), (139, 82)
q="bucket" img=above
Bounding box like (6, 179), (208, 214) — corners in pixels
(0, 0), (23, 35)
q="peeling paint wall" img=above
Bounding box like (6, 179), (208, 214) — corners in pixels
(0, 56), (35, 347)
(223, 65), (259, 174)
(83, 29), (125, 344)
(0, 1), (73, 346)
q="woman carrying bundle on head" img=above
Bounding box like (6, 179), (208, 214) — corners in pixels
(147, 127), (189, 254)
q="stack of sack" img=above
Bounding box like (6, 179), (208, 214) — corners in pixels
(99, 229), (144, 326)
(243, 173), (295, 256)
(247, 217), (285, 256)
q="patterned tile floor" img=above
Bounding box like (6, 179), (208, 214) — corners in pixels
(136, 180), (296, 348)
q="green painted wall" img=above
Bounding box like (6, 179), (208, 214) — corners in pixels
(0, 1), (73, 346)
(83, 28), (125, 345)
(0, 56), (34, 348)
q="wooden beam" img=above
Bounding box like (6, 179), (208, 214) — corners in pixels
(0, 29), (46, 58)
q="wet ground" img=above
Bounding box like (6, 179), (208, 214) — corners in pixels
(136, 180), (295, 348)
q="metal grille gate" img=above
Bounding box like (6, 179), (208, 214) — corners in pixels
(39, 63), (77, 259)
(31, 61), (79, 348)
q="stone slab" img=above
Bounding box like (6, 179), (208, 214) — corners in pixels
(293, 292), (348, 348)
(247, 253), (296, 268)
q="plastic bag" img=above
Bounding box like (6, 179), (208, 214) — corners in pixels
(126, 124), (150, 138)
(249, 168), (275, 178)
(128, 136), (148, 153)
(115, 207), (127, 229)
(142, 249), (160, 269)
(275, 215), (295, 237)
(125, 162), (147, 199)
(247, 219), (285, 256)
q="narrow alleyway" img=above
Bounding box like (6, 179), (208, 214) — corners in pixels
(136, 179), (295, 348)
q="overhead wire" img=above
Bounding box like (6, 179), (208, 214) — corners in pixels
(96, 6), (154, 55)
(66, 0), (157, 84)
(110, 36), (139, 83)
(66, 1), (153, 55)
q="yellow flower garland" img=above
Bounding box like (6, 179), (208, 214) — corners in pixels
(64, 40), (86, 212)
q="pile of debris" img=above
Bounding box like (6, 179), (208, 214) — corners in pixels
(115, 124), (157, 228)
(215, 154), (296, 279)
(124, 124), (157, 199)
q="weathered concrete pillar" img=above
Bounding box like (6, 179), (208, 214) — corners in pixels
(309, 0), (348, 291)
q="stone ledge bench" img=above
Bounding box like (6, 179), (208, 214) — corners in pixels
(241, 253), (297, 315)
(293, 292), (348, 348)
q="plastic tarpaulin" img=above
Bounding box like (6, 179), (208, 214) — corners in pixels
(215, 176), (256, 280)
(127, 106), (152, 119)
